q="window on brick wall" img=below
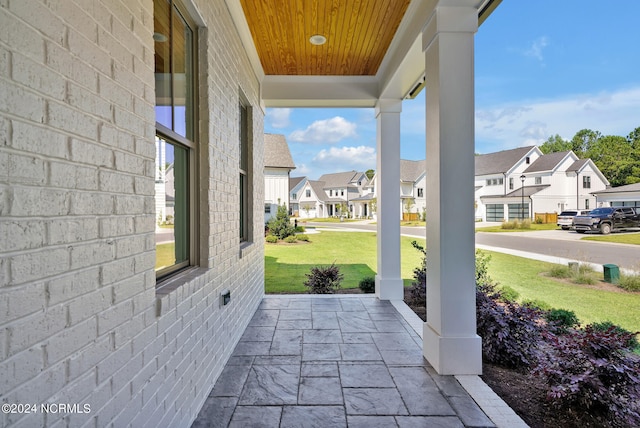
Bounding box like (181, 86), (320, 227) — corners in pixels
(154, 0), (198, 279)
(239, 100), (252, 242)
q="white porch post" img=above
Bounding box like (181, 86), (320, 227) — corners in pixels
(375, 99), (404, 300)
(422, 5), (482, 375)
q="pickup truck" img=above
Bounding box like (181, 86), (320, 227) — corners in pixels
(573, 207), (640, 234)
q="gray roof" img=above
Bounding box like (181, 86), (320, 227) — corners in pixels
(475, 146), (534, 176)
(480, 185), (550, 199)
(592, 182), (640, 194)
(567, 158), (590, 172)
(290, 176), (306, 189)
(308, 181), (328, 202)
(317, 171), (362, 188)
(523, 151), (571, 173)
(400, 159), (426, 182)
(264, 134), (296, 169)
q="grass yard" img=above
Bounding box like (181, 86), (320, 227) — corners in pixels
(475, 223), (559, 233)
(156, 242), (175, 270)
(487, 251), (640, 334)
(265, 231), (424, 293)
(581, 232), (640, 245)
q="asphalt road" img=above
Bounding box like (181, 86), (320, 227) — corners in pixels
(304, 222), (640, 271)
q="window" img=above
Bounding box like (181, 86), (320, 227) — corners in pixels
(509, 177), (514, 190)
(154, 0), (197, 279)
(329, 190), (333, 196)
(417, 188), (424, 197)
(292, 193), (297, 200)
(239, 101), (252, 242)
(306, 189), (311, 197)
(340, 189), (344, 196)
(264, 204), (271, 214)
(535, 177), (542, 185)
(525, 156), (530, 164)
(583, 176), (591, 189)
(585, 199), (590, 210)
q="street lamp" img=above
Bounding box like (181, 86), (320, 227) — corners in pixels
(520, 174), (526, 220)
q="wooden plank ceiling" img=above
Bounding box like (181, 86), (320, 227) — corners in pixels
(240, 0), (412, 76)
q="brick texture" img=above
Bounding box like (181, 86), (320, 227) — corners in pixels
(0, 0), (265, 426)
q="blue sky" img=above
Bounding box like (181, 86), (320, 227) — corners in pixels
(264, 1), (640, 180)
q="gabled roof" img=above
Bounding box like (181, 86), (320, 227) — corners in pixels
(566, 158), (590, 172)
(523, 151), (573, 173)
(400, 159), (426, 182)
(264, 133), (296, 169)
(475, 146), (535, 176)
(480, 185), (550, 199)
(308, 180), (328, 202)
(290, 176), (306, 190)
(317, 171), (362, 188)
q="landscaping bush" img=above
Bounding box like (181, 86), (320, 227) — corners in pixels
(476, 281), (544, 369)
(501, 219), (532, 230)
(521, 299), (552, 311)
(548, 265), (572, 278)
(406, 240), (427, 307)
(545, 308), (579, 333)
(267, 204), (295, 239)
(265, 235), (278, 243)
(303, 263), (344, 294)
(294, 225), (306, 233)
(618, 272), (640, 292)
(590, 321), (639, 351)
(296, 234), (309, 242)
(358, 276), (375, 294)
(536, 326), (640, 427)
(499, 285), (520, 302)
(283, 235), (297, 243)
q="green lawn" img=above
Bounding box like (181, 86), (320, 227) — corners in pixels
(487, 251), (640, 334)
(265, 231), (424, 293)
(156, 242), (175, 270)
(475, 223), (559, 232)
(264, 231), (640, 335)
(581, 232), (640, 245)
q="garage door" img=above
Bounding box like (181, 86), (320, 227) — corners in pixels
(486, 204), (504, 222)
(508, 203), (529, 220)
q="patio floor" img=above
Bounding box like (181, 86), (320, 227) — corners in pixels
(192, 296), (513, 428)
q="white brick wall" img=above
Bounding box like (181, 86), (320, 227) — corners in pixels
(0, 0), (265, 427)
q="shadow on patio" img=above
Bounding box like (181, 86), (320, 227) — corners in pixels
(192, 296), (526, 427)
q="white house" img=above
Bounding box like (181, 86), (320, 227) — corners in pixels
(288, 176), (307, 216)
(0, 1), (503, 425)
(475, 147), (609, 221)
(264, 133), (295, 222)
(295, 171), (368, 218)
(400, 159), (427, 218)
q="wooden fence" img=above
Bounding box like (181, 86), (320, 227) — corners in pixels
(535, 212), (558, 224)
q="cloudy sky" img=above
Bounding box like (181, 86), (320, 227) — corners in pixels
(264, 1), (640, 180)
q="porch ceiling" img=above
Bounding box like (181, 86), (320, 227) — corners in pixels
(227, 0), (501, 107)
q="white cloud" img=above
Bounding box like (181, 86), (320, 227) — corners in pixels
(289, 116), (357, 144)
(266, 108), (291, 128)
(475, 86), (640, 153)
(312, 146), (376, 170)
(524, 36), (549, 62)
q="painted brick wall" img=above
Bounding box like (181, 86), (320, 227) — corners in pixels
(0, 0), (264, 426)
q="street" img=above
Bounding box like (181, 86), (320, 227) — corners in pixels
(303, 221), (640, 271)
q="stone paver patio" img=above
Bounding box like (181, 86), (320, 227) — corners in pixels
(192, 296), (500, 427)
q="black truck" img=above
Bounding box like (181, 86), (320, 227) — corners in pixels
(573, 207), (640, 234)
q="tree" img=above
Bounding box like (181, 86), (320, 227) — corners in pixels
(267, 204), (295, 239)
(365, 169), (375, 180)
(586, 135), (637, 186)
(570, 129), (601, 157)
(403, 197), (415, 215)
(540, 134), (571, 154)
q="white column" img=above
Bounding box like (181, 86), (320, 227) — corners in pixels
(375, 99), (404, 300)
(422, 5), (482, 375)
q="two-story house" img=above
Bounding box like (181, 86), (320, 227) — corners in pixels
(264, 133), (296, 222)
(476, 147), (609, 221)
(288, 176), (307, 216)
(295, 171), (368, 218)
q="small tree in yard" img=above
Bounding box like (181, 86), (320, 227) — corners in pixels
(267, 203), (295, 239)
(304, 263), (344, 294)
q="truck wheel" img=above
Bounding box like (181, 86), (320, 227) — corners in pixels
(600, 223), (611, 235)
(576, 230), (585, 234)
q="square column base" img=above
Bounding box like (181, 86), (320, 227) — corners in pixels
(375, 276), (404, 300)
(423, 323), (482, 375)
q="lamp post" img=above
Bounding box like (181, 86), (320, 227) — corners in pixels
(520, 174), (526, 220)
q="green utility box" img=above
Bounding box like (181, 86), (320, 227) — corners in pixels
(603, 264), (620, 284)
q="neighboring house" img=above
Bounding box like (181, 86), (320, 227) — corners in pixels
(289, 176), (307, 216)
(476, 147), (609, 221)
(296, 171), (369, 219)
(400, 159), (427, 219)
(591, 182), (640, 208)
(264, 133), (296, 222)
(1, 2), (504, 422)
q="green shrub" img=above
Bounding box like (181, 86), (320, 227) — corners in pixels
(303, 263), (344, 294)
(294, 225), (306, 233)
(267, 204), (295, 239)
(590, 321), (639, 350)
(296, 234), (309, 242)
(501, 220), (517, 229)
(499, 286), (520, 302)
(545, 308), (580, 333)
(618, 273), (640, 292)
(358, 276), (375, 294)
(522, 299), (552, 311)
(265, 235), (278, 243)
(519, 218), (532, 229)
(548, 265), (572, 278)
(283, 235), (297, 243)
(571, 273), (596, 285)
